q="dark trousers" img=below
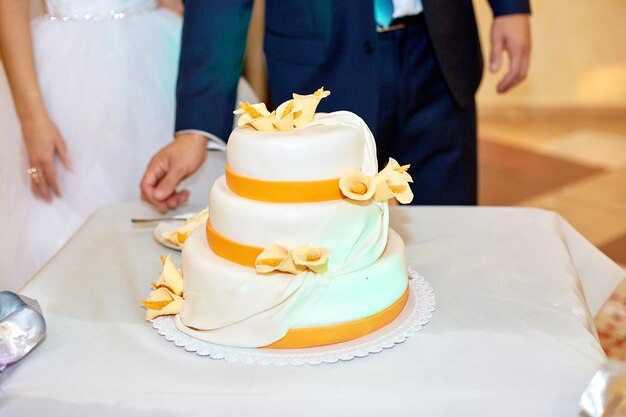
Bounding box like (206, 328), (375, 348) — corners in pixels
(375, 15), (478, 205)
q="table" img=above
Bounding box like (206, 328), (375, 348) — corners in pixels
(1, 203), (624, 417)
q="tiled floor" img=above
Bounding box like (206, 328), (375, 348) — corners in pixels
(478, 107), (626, 358)
(479, 108), (626, 264)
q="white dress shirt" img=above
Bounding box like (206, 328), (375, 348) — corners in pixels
(391, 0), (423, 19)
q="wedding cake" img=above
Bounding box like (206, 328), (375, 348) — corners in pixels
(143, 89), (414, 349)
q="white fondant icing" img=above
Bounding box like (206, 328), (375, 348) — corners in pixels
(210, 176), (387, 269)
(178, 228), (408, 346)
(226, 111), (379, 181)
(227, 123), (363, 181)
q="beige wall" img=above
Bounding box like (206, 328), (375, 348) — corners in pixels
(475, 0), (626, 108)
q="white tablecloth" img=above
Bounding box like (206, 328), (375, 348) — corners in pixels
(1, 203), (624, 417)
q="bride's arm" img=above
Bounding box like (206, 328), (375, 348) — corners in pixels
(159, 0), (183, 15)
(0, 0), (69, 202)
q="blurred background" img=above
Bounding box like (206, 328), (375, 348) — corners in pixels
(475, 0), (626, 359)
(474, 0), (626, 269)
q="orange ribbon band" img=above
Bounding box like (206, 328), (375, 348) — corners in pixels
(264, 285), (409, 349)
(206, 221), (262, 267)
(225, 164), (343, 203)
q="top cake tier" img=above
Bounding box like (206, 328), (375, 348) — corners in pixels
(226, 123), (364, 182)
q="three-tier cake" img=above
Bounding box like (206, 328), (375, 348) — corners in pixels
(144, 89), (414, 349)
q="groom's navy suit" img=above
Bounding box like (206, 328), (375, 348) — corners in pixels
(175, 0), (530, 205)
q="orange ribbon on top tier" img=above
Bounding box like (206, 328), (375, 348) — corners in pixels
(225, 164), (343, 203)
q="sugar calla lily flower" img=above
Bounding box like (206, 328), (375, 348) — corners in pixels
(292, 87), (331, 128)
(373, 158), (414, 204)
(142, 255), (185, 320)
(373, 170), (414, 204)
(154, 253), (184, 296)
(273, 99), (302, 131)
(255, 243), (329, 275)
(255, 244), (307, 274)
(233, 102), (277, 131)
(376, 157), (413, 183)
(339, 170), (376, 201)
(249, 111), (278, 131)
(387, 172), (414, 204)
(162, 208), (209, 247)
(255, 244), (290, 273)
(275, 254), (307, 275)
(292, 245), (329, 274)
(142, 287), (184, 320)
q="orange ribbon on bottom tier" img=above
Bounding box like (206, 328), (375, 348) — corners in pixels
(264, 285), (409, 349)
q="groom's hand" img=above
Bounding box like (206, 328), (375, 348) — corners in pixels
(141, 133), (208, 212)
(490, 13), (531, 93)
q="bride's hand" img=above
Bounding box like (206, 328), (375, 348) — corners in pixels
(21, 115), (71, 202)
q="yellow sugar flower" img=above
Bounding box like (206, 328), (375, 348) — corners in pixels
(153, 253), (184, 296)
(249, 112), (278, 131)
(339, 170), (376, 201)
(292, 245), (329, 274)
(233, 102), (277, 131)
(255, 244), (290, 273)
(373, 158), (414, 204)
(377, 157), (413, 183)
(255, 243), (329, 275)
(141, 255), (185, 320)
(141, 287), (184, 320)
(273, 99), (303, 131)
(255, 244), (306, 275)
(162, 208), (209, 248)
(374, 170), (414, 204)
(292, 87), (331, 128)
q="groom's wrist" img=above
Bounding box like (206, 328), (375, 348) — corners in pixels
(175, 129), (226, 151)
(174, 131), (209, 148)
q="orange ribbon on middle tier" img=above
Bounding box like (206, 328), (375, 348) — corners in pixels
(225, 164), (343, 203)
(206, 221), (263, 267)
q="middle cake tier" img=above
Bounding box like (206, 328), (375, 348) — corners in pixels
(208, 175), (389, 270)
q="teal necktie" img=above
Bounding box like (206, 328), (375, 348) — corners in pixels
(374, 0), (394, 28)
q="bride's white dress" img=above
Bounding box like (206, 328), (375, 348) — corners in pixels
(0, 0), (255, 291)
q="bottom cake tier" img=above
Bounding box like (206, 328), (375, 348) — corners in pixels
(176, 228), (409, 348)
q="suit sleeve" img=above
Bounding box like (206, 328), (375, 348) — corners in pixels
(488, 0), (531, 17)
(175, 0), (253, 140)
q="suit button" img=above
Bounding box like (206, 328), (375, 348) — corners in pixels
(363, 40), (374, 54)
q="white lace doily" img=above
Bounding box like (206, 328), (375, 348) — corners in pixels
(152, 269), (435, 366)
